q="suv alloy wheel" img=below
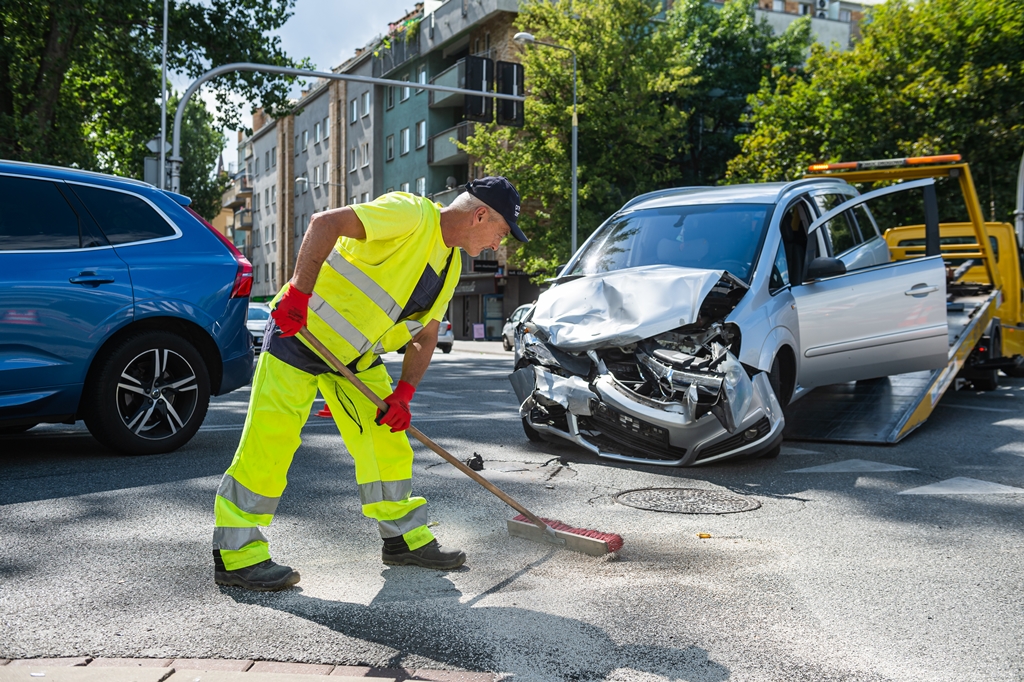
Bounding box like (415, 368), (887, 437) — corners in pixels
(83, 331), (211, 455)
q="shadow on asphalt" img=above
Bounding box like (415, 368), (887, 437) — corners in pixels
(225, 565), (731, 682)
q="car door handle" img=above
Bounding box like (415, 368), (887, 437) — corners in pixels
(904, 284), (938, 297)
(69, 273), (115, 286)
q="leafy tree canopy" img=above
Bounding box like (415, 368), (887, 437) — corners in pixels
(464, 0), (810, 276)
(0, 0), (308, 193)
(726, 0), (1024, 222)
(174, 93), (231, 221)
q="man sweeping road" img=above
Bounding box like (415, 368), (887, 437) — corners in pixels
(212, 177), (528, 591)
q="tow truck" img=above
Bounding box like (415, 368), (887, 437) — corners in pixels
(783, 154), (1024, 444)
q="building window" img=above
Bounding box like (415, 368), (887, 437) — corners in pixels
(361, 142), (370, 167)
(387, 86), (395, 109)
(271, 262), (276, 286)
(400, 128), (410, 155)
(294, 135), (299, 156)
(349, 98), (358, 123)
(386, 187), (394, 193)
(300, 215), (305, 234)
(254, 157), (260, 175)
(401, 75), (410, 101)
(840, 8), (852, 21)
(348, 195), (357, 205)
(361, 91), (371, 117)
(271, 186), (276, 207)
(323, 117), (329, 138)
(314, 122), (321, 144)
(254, 227), (260, 246)
(400, 182), (410, 193)
(294, 216), (300, 237)
(313, 166), (320, 188)
(302, 130), (308, 151)
(361, 192), (370, 203)
(301, 171), (308, 193)
(323, 162), (329, 186)
(349, 147), (357, 172)
(264, 263), (269, 282)
(416, 120), (426, 149)
(264, 188), (269, 208)
(415, 177), (425, 196)
(254, 192), (260, 212)
(386, 134), (394, 161)
(271, 146), (277, 166)
(417, 65), (427, 93)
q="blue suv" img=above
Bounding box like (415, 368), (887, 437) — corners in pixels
(0, 161), (254, 455)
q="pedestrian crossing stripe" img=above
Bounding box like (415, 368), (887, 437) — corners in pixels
(898, 477), (1024, 495)
(787, 459), (917, 473)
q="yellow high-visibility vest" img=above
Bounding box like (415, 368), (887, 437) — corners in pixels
(275, 192), (461, 371)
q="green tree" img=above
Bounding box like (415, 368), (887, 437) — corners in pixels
(0, 0), (307, 179)
(463, 0), (810, 276)
(463, 0), (696, 277)
(174, 94), (231, 221)
(726, 0), (1024, 221)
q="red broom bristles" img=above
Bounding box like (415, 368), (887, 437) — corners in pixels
(512, 514), (624, 553)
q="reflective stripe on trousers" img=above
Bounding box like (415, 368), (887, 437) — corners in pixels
(212, 352), (434, 571)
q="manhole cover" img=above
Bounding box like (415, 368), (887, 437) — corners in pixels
(615, 487), (760, 514)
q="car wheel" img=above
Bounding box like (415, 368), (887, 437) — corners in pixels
(0, 423), (37, 435)
(503, 336), (512, 351)
(439, 343), (452, 354)
(83, 330), (211, 455)
(522, 417), (546, 443)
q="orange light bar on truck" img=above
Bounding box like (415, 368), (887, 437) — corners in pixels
(807, 154), (962, 172)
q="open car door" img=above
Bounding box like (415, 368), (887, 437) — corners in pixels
(792, 178), (948, 388)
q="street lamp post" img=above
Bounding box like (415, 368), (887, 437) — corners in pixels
(513, 32), (578, 255)
(160, 0), (168, 189)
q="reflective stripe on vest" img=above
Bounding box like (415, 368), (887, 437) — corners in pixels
(326, 250), (403, 322)
(310, 292), (373, 355)
(213, 526), (268, 551)
(217, 474), (280, 516)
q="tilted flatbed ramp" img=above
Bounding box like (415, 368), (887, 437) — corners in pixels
(784, 290), (999, 444)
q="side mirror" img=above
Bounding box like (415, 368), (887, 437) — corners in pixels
(804, 257), (847, 282)
(555, 263), (568, 276)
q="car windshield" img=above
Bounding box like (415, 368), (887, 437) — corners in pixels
(248, 306), (271, 321)
(570, 203), (773, 282)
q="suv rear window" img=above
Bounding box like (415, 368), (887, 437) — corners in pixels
(71, 184), (176, 245)
(0, 175), (83, 250)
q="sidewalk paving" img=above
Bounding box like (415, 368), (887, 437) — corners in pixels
(0, 659), (493, 682)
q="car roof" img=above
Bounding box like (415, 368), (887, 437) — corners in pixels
(0, 159), (154, 190)
(620, 178), (852, 212)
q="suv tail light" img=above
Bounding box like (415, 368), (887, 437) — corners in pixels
(186, 206), (253, 298)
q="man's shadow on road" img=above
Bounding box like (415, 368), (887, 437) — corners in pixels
(225, 556), (730, 681)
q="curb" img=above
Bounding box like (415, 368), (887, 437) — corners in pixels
(0, 658), (494, 682)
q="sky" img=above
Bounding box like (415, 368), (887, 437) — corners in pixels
(169, 0), (419, 172)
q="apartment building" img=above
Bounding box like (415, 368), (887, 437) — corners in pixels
(345, 50), (379, 205)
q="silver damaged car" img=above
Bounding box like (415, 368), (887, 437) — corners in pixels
(510, 179), (949, 466)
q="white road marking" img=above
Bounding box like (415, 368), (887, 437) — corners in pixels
(788, 459), (917, 473)
(937, 403), (1015, 413)
(898, 477), (1024, 495)
(779, 446), (822, 456)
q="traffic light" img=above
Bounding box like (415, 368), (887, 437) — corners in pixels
(464, 55), (494, 123)
(496, 61), (524, 127)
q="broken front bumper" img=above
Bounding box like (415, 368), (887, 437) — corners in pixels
(510, 364), (784, 467)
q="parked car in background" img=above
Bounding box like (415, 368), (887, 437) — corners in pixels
(396, 318), (454, 354)
(247, 302), (272, 356)
(502, 304), (534, 351)
(0, 161), (254, 455)
(512, 177), (948, 466)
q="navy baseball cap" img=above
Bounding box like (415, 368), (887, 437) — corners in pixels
(466, 176), (529, 243)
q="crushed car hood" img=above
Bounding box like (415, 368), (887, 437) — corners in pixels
(531, 265), (733, 350)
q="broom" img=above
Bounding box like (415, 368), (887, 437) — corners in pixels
(298, 327), (623, 556)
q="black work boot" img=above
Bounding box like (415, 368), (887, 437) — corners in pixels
(214, 551), (300, 591)
(382, 539), (467, 570)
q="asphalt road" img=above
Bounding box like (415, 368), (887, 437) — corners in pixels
(1, 348), (1023, 681)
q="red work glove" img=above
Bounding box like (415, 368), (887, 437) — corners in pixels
(375, 380), (416, 432)
(271, 285), (312, 337)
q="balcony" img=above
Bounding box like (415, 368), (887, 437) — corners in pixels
(429, 60), (465, 109)
(428, 122), (474, 166)
(222, 173), (252, 209)
(429, 186), (462, 207)
(235, 208), (252, 231)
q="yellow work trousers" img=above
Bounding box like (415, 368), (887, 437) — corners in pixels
(212, 352), (434, 570)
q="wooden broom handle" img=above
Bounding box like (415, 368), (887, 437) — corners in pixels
(297, 327), (550, 531)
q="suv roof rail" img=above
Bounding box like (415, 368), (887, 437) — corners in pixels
(0, 159), (152, 187)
